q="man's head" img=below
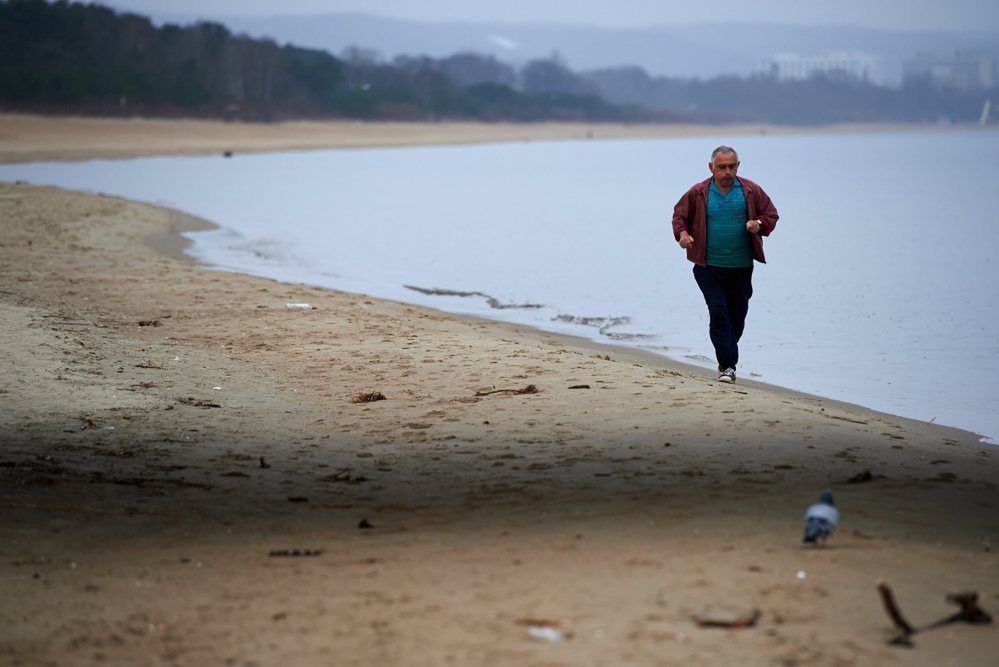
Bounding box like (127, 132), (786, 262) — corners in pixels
(708, 146), (740, 188)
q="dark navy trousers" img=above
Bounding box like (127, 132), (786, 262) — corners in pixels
(693, 264), (754, 371)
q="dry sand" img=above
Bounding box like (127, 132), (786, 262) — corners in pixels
(0, 112), (972, 163)
(1, 118), (998, 665)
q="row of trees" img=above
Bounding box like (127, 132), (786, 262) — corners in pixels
(1, 0), (992, 124)
(0, 0), (666, 122)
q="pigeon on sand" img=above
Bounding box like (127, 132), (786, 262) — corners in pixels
(803, 489), (838, 547)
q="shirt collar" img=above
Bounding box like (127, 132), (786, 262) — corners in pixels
(710, 176), (741, 193)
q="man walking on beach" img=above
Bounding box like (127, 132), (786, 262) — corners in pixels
(672, 146), (779, 383)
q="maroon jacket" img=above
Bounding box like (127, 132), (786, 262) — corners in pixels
(672, 176), (779, 266)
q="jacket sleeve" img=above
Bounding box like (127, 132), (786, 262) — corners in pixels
(754, 185), (779, 237)
(672, 188), (694, 241)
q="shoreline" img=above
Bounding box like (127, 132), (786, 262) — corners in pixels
(3, 148), (998, 663)
(2, 112), (993, 164)
(7, 110), (989, 438)
(152, 201), (984, 444)
(5, 112), (996, 443)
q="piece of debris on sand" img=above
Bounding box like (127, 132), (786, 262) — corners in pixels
(878, 581), (993, 647)
(693, 608), (761, 629)
(319, 469), (368, 484)
(846, 469), (887, 483)
(515, 617), (572, 642)
(177, 396), (221, 408)
(474, 384), (539, 397)
(268, 548), (322, 557)
(350, 391), (386, 404)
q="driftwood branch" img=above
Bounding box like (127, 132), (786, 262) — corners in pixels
(926, 592), (995, 630)
(877, 581), (915, 645)
(878, 582), (994, 648)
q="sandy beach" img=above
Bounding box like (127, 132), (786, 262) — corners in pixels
(0, 112), (971, 163)
(1, 116), (998, 665)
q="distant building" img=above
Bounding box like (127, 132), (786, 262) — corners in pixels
(761, 51), (882, 84)
(903, 51), (996, 90)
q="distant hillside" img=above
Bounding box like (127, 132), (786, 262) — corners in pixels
(152, 11), (999, 85)
(0, 0), (658, 122)
(582, 66), (994, 125)
(2, 2), (993, 125)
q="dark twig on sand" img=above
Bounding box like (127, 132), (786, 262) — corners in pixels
(877, 581), (993, 647)
(928, 592), (994, 629)
(694, 609), (761, 629)
(268, 548), (322, 557)
(877, 581), (915, 642)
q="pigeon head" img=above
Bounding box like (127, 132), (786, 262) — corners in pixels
(819, 489), (835, 505)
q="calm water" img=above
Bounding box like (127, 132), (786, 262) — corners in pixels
(3, 129), (997, 441)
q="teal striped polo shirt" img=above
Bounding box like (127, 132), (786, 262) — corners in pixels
(706, 177), (754, 268)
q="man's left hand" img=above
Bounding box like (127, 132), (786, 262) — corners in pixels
(746, 219), (762, 234)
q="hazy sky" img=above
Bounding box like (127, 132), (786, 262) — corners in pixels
(103, 0), (999, 31)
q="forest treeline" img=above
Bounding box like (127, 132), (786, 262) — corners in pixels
(0, 0), (665, 122)
(0, 0), (992, 124)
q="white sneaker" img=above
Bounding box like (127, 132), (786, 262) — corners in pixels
(718, 368), (736, 383)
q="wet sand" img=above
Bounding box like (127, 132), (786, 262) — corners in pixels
(1, 121), (998, 665)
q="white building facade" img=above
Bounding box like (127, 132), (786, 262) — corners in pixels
(761, 51), (883, 84)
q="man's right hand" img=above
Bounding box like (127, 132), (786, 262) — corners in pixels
(678, 231), (694, 249)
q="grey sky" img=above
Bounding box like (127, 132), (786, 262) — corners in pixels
(102, 0), (999, 31)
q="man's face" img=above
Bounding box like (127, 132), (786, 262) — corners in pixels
(709, 152), (740, 187)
